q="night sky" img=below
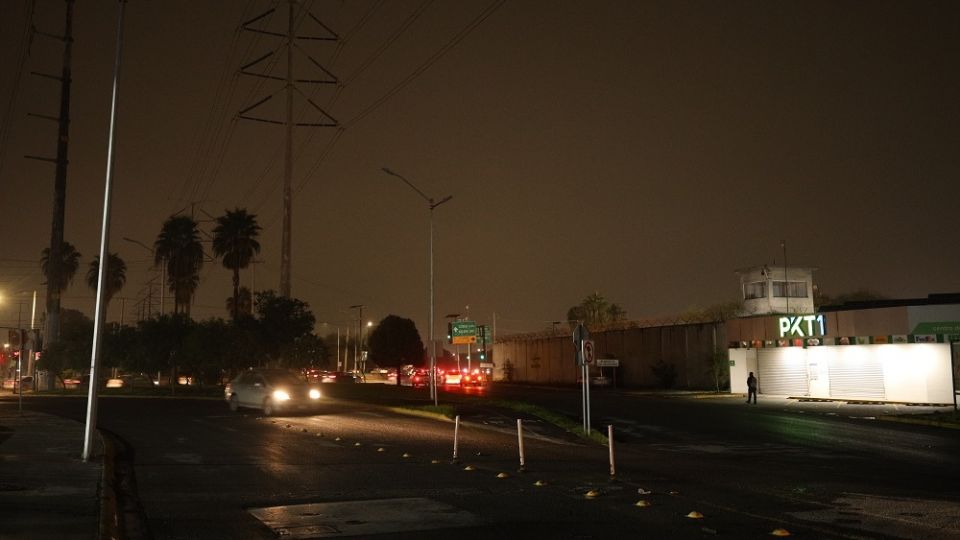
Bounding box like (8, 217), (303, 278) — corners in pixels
(1, 0), (958, 338)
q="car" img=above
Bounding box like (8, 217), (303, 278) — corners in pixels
(318, 371), (360, 384)
(439, 369), (462, 385)
(105, 373), (155, 389)
(4, 376), (33, 392)
(225, 369), (321, 416)
(400, 368), (430, 388)
(460, 369), (483, 386)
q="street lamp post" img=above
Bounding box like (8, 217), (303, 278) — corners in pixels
(381, 168), (452, 406)
(349, 305), (363, 373)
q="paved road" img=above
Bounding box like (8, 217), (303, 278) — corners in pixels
(19, 388), (960, 539)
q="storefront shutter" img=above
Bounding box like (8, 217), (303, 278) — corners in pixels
(828, 354), (885, 400)
(757, 349), (809, 396)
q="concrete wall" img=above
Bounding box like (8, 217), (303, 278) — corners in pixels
(493, 322), (725, 389)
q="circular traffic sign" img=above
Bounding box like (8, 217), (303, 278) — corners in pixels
(583, 340), (595, 364)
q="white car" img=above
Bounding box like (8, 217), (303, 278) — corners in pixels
(225, 369), (321, 416)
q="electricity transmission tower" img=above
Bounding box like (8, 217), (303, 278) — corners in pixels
(237, 0), (338, 298)
(24, 0), (76, 347)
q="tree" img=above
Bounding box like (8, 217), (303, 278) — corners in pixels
(254, 290), (315, 364)
(212, 208), (261, 319)
(679, 300), (744, 323)
(367, 315), (424, 386)
(287, 333), (329, 370)
(41, 241), (81, 292)
(133, 314), (193, 383)
(225, 286), (253, 318)
(154, 215), (204, 316)
(566, 292), (627, 328)
(36, 309), (92, 387)
(86, 253), (127, 304)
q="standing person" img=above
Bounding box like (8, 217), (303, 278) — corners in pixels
(746, 372), (757, 404)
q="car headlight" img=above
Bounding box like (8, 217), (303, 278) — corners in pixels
(309, 388), (321, 399)
(272, 390), (291, 401)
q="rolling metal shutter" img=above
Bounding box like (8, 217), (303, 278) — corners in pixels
(757, 349), (809, 396)
(828, 353), (885, 400)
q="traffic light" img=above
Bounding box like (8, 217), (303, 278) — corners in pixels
(7, 329), (20, 348)
(447, 322), (453, 343)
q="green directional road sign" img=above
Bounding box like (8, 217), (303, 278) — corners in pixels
(451, 320), (477, 344)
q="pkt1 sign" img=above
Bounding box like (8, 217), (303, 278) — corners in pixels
(778, 314), (826, 338)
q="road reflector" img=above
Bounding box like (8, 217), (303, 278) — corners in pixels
(534, 480), (546, 487)
(638, 488), (652, 495)
(402, 453), (412, 458)
(334, 437), (341, 441)
(635, 500), (651, 507)
(464, 465), (475, 471)
(669, 490), (680, 496)
(585, 490), (600, 499)
(377, 447), (385, 452)
(497, 472), (509, 479)
(431, 459), (441, 464)
(686, 511), (704, 519)
(770, 528), (791, 537)
(354, 442), (362, 447)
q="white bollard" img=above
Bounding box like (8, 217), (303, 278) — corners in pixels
(608, 424), (615, 477)
(452, 415), (461, 462)
(517, 419), (526, 470)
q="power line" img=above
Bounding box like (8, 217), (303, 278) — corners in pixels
(0, 0), (35, 180)
(343, 0), (506, 129)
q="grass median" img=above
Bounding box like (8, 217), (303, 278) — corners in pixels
(491, 399), (608, 444)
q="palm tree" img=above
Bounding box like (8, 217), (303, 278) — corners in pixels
(86, 253), (127, 304)
(154, 215), (204, 316)
(212, 208), (261, 319)
(225, 286), (253, 318)
(41, 241), (82, 291)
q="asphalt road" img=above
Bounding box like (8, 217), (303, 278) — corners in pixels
(19, 386), (960, 539)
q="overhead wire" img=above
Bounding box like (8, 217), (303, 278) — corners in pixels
(253, 0), (438, 223)
(343, 0), (507, 130)
(0, 0), (35, 181)
(174, 0), (261, 210)
(261, 0), (507, 226)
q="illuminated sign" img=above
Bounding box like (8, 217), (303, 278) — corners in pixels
(778, 314), (826, 338)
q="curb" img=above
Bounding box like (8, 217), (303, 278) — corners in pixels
(99, 431), (121, 540)
(876, 415), (960, 430)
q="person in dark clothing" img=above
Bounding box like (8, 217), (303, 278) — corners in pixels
(746, 372), (757, 404)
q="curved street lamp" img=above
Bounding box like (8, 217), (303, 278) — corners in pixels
(381, 168), (453, 405)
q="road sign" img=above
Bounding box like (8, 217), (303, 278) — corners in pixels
(451, 320), (477, 344)
(583, 340), (595, 365)
(572, 323), (590, 347)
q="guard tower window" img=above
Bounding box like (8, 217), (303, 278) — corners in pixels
(772, 281), (807, 298)
(744, 281), (767, 300)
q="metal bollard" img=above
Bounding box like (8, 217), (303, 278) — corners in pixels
(517, 419), (526, 471)
(452, 415), (461, 462)
(608, 424), (615, 477)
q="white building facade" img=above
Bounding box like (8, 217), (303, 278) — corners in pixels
(727, 296), (960, 405)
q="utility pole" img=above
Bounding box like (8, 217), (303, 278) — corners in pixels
(25, 0), (75, 348)
(237, 1), (338, 298)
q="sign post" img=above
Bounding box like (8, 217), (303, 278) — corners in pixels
(572, 323), (592, 434)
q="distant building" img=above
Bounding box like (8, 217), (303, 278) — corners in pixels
(736, 265), (817, 315)
(728, 293), (960, 405)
